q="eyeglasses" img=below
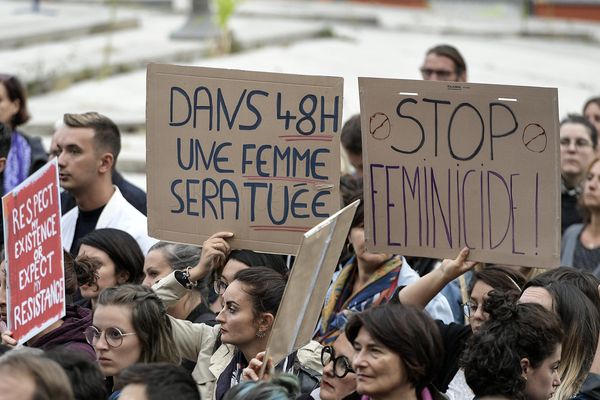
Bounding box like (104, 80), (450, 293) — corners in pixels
(84, 326), (137, 348)
(213, 278), (228, 295)
(560, 137), (592, 149)
(462, 301), (487, 318)
(420, 67), (456, 80)
(321, 345), (355, 378)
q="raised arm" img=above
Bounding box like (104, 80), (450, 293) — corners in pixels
(152, 231), (233, 307)
(399, 247), (475, 309)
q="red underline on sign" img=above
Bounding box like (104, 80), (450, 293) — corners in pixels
(243, 176), (326, 184)
(278, 135), (334, 142)
(251, 225), (311, 232)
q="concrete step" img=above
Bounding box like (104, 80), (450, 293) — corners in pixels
(21, 15), (331, 135)
(0, 1), (140, 50)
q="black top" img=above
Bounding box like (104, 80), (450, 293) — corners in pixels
(69, 205), (105, 255)
(562, 183), (583, 234)
(432, 320), (472, 393)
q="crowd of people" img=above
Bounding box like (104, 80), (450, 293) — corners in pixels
(0, 43), (598, 400)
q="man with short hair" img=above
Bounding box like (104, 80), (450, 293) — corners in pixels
(420, 44), (467, 82)
(55, 112), (156, 254)
(560, 114), (598, 233)
(341, 114), (363, 177)
(49, 122), (147, 216)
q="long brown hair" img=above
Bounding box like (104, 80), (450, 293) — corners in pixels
(96, 284), (180, 365)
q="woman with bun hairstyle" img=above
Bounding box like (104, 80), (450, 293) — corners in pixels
(461, 292), (564, 400)
(152, 235), (321, 400)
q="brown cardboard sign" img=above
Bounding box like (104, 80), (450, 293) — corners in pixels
(146, 64), (342, 254)
(265, 200), (359, 367)
(359, 78), (560, 268)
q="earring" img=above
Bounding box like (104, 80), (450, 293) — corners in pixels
(256, 330), (266, 338)
(346, 243), (354, 254)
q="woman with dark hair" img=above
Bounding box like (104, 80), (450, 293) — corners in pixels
(345, 303), (445, 400)
(315, 193), (453, 345)
(461, 293), (564, 400)
(212, 248), (288, 298)
(520, 270), (600, 399)
(0, 74), (47, 196)
(153, 265), (321, 400)
(77, 228), (144, 308)
(395, 249), (527, 399)
(85, 284), (179, 395)
(584, 97), (600, 139)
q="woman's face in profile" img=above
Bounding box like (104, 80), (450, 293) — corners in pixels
(348, 226), (390, 268)
(0, 82), (19, 127)
(320, 333), (357, 400)
(78, 244), (125, 300)
(352, 327), (408, 398)
(522, 344), (562, 400)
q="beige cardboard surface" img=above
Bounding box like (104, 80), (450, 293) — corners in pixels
(359, 78), (560, 268)
(265, 200), (359, 366)
(146, 64), (342, 254)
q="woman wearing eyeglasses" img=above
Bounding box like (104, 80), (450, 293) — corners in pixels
(346, 303), (445, 400)
(396, 249), (526, 400)
(244, 332), (359, 400)
(84, 284), (180, 396)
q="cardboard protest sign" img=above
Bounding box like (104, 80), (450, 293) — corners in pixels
(264, 200), (359, 367)
(359, 78), (560, 268)
(146, 64), (342, 254)
(2, 159), (64, 344)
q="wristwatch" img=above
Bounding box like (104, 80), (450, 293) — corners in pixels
(174, 267), (198, 289)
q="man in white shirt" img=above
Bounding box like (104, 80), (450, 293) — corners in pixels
(55, 112), (156, 255)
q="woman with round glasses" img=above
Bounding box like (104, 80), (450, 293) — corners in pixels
(84, 284), (180, 394)
(245, 332), (359, 400)
(345, 303), (445, 400)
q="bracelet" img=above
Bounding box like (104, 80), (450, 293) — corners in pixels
(175, 267), (198, 290)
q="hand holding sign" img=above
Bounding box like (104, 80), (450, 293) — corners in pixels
(146, 64), (343, 254)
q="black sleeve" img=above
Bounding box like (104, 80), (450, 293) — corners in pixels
(578, 373), (600, 400)
(432, 320), (472, 392)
